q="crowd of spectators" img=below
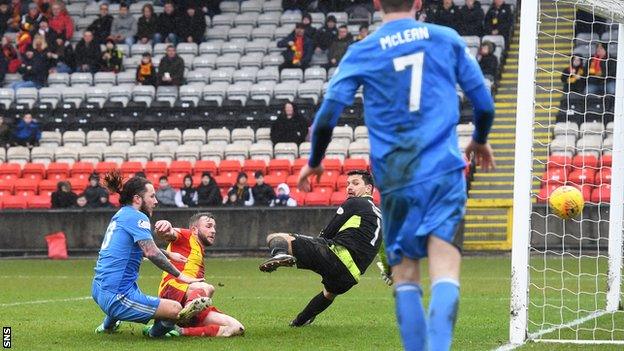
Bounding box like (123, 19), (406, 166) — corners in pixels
(561, 42), (616, 95)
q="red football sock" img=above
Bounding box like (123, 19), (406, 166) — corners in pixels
(186, 289), (208, 304)
(181, 325), (220, 337)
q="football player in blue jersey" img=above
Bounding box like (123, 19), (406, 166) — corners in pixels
(91, 170), (210, 337)
(296, 0), (496, 349)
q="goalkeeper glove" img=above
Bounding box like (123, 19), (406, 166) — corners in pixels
(377, 261), (393, 286)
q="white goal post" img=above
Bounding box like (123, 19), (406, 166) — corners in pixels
(510, 0), (624, 346)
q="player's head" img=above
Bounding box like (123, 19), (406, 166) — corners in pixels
(189, 212), (216, 246)
(104, 170), (157, 217)
(375, 0), (421, 14)
(346, 170), (374, 197)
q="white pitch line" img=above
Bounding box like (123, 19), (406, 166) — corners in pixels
(0, 296), (91, 307)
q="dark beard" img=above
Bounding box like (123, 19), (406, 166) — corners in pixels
(198, 234), (212, 247)
(139, 201), (151, 218)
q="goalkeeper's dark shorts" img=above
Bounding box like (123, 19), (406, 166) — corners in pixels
(291, 234), (358, 295)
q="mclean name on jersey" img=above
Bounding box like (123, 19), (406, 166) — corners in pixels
(379, 27), (430, 50)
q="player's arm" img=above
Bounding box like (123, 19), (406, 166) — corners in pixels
(137, 239), (197, 283)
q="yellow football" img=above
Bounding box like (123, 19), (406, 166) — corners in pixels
(548, 185), (585, 219)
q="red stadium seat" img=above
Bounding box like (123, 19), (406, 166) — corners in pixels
(304, 191), (331, 206)
(0, 163), (21, 180)
(579, 184), (593, 202)
(591, 184), (611, 203)
(215, 174), (236, 189)
(68, 178), (89, 193)
(536, 183), (562, 203)
(316, 173), (338, 191)
(146, 173), (163, 189)
(194, 160), (218, 176)
(95, 162), (117, 175)
(218, 160), (242, 175)
(547, 155), (572, 171)
(286, 175), (299, 189)
(542, 168), (567, 185)
(343, 158), (368, 173)
(336, 174), (349, 190)
(168, 173), (187, 189)
(595, 168), (611, 185)
(243, 159), (266, 174)
(601, 154), (612, 167)
(146, 161), (168, 175)
(568, 168), (596, 186)
(247, 176), (257, 187)
(268, 159), (291, 176)
(169, 161), (193, 176)
(38, 179), (58, 197)
(292, 158), (308, 174)
(322, 158), (342, 173)
(109, 193), (120, 207)
(264, 174), (287, 187)
(289, 188), (306, 205)
(572, 154), (599, 169)
(2, 195), (27, 209)
(47, 163), (70, 180)
(22, 163), (46, 180)
(120, 161), (144, 177)
(14, 178), (38, 196)
(27, 195), (51, 209)
(71, 162), (95, 180)
(0, 178), (15, 196)
(219, 187), (228, 199)
(330, 191), (347, 205)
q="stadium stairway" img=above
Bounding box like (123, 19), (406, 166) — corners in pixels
(464, 2), (575, 248)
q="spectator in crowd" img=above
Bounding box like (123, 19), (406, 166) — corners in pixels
(155, 175), (177, 207)
(87, 3), (113, 45)
(10, 46), (48, 90)
(301, 13), (316, 38)
(136, 52), (157, 86)
(21, 3), (44, 35)
(84, 173), (108, 208)
(136, 4), (159, 44)
(224, 192), (240, 206)
(48, 1), (73, 42)
(177, 6), (205, 44)
(158, 1), (178, 45)
(100, 38), (123, 72)
(98, 195), (114, 208)
(433, 0), (460, 32)
(326, 24), (352, 68)
(484, 0), (513, 45)
(0, 116), (10, 147)
(110, 2), (136, 46)
(252, 171), (276, 206)
(36, 20), (56, 49)
(74, 30), (101, 73)
(278, 23), (313, 70)
(196, 172), (222, 207)
(175, 174), (199, 207)
(227, 172), (254, 206)
(75, 194), (88, 208)
(587, 42), (616, 95)
(459, 0), (484, 36)
(158, 45), (184, 86)
(273, 183), (297, 207)
(12, 113), (40, 147)
(354, 24), (369, 42)
(271, 102), (309, 145)
(561, 56), (586, 94)
(477, 41), (498, 81)
(0, 2), (11, 37)
(282, 0), (311, 12)
(51, 180), (77, 208)
(8, 0), (27, 33)
(0, 52), (6, 83)
(47, 35), (74, 73)
(314, 15), (337, 51)
(16, 22), (32, 54)
(2, 36), (20, 73)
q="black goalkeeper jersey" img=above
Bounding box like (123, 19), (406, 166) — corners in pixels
(319, 195), (382, 274)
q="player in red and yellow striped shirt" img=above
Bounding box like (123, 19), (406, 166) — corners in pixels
(155, 212), (245, 337)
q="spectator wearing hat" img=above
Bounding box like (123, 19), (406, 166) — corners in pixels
(176, 6), (206, 44)
(136, 52), (157, 86)
(326, 24), (352, 68)
(84, 173), (109, 208)
(196, 172), (222, 206)
(301, 13), (316, 38)
(155, 176), (177, 207)
(157, 1), (178, 45)
(20, 3), (44, 35)
(100, 38), (124, 72)
(273, 183), (297, 207)
(175, 174), (199, 208)
(87, 3), (113, 45)
(227, 172), (254, 206)
(459, 0), (484, 36)
(74, 30), (101, 73)
(110, 2), (137, 46)
(48, 1), (73, 42)
(252, 171), (276, 206)
(136, 3), (160, 44)
(51, 181), (78, 208)
(278, 22), (313, 70)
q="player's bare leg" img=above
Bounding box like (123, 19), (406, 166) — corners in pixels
(392, 256), (427, 351)
(187, 282), (215, 298)
(426, 235), (461, 351)
(290, 288), (336, 327)
(259, 233), (297, 272)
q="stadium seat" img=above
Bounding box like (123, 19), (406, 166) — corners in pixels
(155, 86), (179, 107)
(127, 145), (151, 165)
(61, 87), (86, 107)
(38, 87), (62, 108)
(232, 128), (255, 146)
(132, 85), (156, 107)
(591, 184), (611, 203)
(595, 168), (611, 184)
(86, 130), (110, 148)
(214, 173), (236, 188)
(572, 154), (599, 169)
(542, 167), (567, 185)
(249, 143), (274, 162)
(322, 159), (342, 173)
(268, 159), (291, 176)
(547, 155), (572, 171)
(194, 160), (218, 176)
(0, 163), (21, 180)
(169, 161), (193, 177)
(316, 172), (338, 191)
(264, 174), (287, 187)
(274, 143), (298, 161)
(103, 146), (126, 165)
(7, 146), (30, 166)
(218, 160), (242, 175)
(94, 72), (116, 86)
(289, 188), (306, 205)
(224, 143), (249, 162)
(146, 161), (168, 176)
(120, 162), (144, 178)
(152, 145), (175, 164)
(286, 174), (299, 189)
(343, 158), (368, 173)
(79, 146), (103, 164)
(330, 191), (347, 205)
(568, 168), (596, 186)
(304, 191), (331, 206)
(348, 140), (370, 159)
(243, 159), (267, 174)
(40, 131), (62, 148)
(95, 162), (117, 175)
(54, 147), (79, 165)
(354, 126), (368, 141)
(28, 147), (51, 167)
(134, 130), (158, 148)
(336, 174), (349, 189)
(14, 178), (38, 196)
(200, 144), (226, 163)
(22, 163), (46, 181)
(71, 162), (95, 179)
(46, 163), (70, 180)
(63, 130), (86, 148)
(292, 158), (308, 174)
(0, 178), (15, 196)
(2, 195), (27, 209)
(38, 179), (57, 197)
(602, 154), (613, 167)
(326, 141), (349, 161)
(68, 177), (89, 193)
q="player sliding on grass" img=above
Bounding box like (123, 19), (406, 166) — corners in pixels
(151, 212), (245, 337)
(259, 170), (383, 326)
(91, 170), (211, 337)
(296, 0), (496, 348)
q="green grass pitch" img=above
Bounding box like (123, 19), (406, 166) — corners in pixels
(0, 257), (618, 350)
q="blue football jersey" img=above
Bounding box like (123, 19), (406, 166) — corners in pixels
(93, 206), (153, 293)
(325, 18), (487, 194)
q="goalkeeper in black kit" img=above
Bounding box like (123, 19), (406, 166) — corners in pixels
(259, 170), (390, 326)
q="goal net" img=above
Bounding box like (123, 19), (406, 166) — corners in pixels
(510, 0), (624, 345)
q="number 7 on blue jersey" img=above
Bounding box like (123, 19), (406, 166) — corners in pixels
(393, 52), (424, 113)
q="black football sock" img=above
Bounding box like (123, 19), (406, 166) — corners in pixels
(292, 292), (334, 326)
(268, 236), (289, 257)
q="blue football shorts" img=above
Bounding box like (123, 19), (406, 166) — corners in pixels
(381, 169), (466, 265)
(92, 281), (160, 324)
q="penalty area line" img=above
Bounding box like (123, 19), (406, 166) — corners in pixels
(0, 296), (91, 307)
